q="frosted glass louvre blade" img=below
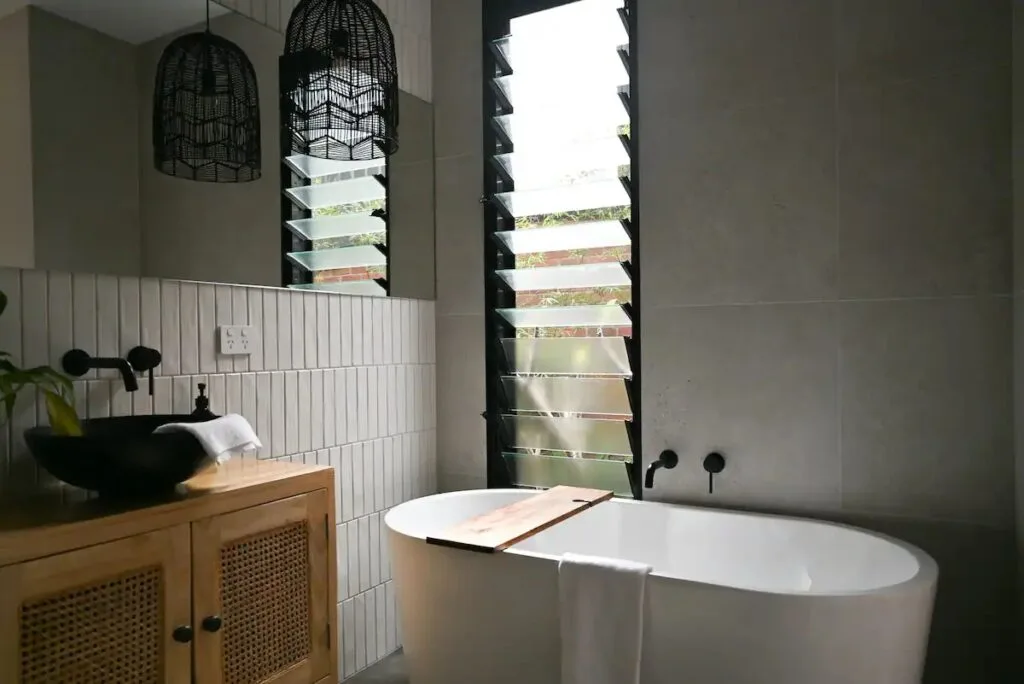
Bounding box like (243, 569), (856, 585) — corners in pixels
(497, 305), (631, 329)
(506, 415), (632, 456)
(493, 37), (512, 67)
(494, 75), (627, 118)
(504, 453), (632, 494)
(495, 137), (629, 189)
(494, 110), (628, 146)
(495, 221), (630, 254)
(285, 155), (386, 180)
(284, 177), (385, 211)
(287, 245), (386, 271)
(502, 337), (631, 376)
(496, 262), (629, 292)
(503, 376), (631, 416)
(289, 281), (386, 296)
(494, 180), (629, 218)
(286, 215), (385, 241)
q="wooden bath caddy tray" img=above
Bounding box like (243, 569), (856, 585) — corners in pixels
(426, 486), (612, 553)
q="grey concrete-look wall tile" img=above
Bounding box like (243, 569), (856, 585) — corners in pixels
(435, 154), (485, 316)
(839, 297), (1014, 527)
(1016, 297), (1024, 657)
(438, 471), (487, 493)
(431, 0), (482, 158)
(436, 315), (486, 477)
(389, 160), (436, 301)
(831, 512), (1015, 684)
(642, 90), (837, 307)
(838, 68), (1011, 298)
(1016, 7), (1024, 298)
(639, 0), (834, 114)
(390, 92), (435, 166)
(837, 0), (1011, 84)
(643, 303), (840, 512)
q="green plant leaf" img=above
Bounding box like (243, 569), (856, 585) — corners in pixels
(0, 350), (78, 425)
(47, 369), (74, 395)
(43, 390), (82, 437)
(0, 376), (15, 422)
(3, 370), (35, 387)
(30, 366), (74, 396)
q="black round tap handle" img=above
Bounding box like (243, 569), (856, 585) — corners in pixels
(172, 625), (194, 643)
(127, 346), (162, 372)
(127, 346), (162, 395)
(201, 615), (223, 633)
(703, 452), (725, 473)
(703, 452), (726, 494)
(61, 349), (92, 377)
(659, 450), (679, 469)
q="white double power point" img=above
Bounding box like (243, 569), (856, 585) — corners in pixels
(218, 325), (255, 356)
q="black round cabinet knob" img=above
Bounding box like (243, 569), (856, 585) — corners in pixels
(172, 625), (194, 643)
(202, 615), (223, 633)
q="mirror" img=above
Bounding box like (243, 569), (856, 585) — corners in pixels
(0, 1), (435, 300)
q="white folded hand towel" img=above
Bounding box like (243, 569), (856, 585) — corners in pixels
(559, 552), (652, 684)
(154, 413), (262, 464)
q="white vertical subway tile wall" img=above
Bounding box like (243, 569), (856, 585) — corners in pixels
(0, 266), (437, 682)
(213, 0), (433, 102)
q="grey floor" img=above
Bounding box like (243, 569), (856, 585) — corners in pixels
(349, 651), (409, 683)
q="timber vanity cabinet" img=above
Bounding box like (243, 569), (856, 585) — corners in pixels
(0, 460), (338, 684)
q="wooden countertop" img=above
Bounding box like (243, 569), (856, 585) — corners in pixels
(0, 459), (332, 567)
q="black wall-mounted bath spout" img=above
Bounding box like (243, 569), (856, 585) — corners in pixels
(645, 450), (679, 488)
(62, 349), (138, 392)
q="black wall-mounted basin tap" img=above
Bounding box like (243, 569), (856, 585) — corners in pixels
(62, 349), (139, 393)
(127, 346), (162, 395)
(645, 449), (679, 488)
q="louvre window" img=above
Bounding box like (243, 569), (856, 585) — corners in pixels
(281, 153), (390, 294)
(483, 0), (640, 497)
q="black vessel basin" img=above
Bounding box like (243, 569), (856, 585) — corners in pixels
(25, 415), (213, 498)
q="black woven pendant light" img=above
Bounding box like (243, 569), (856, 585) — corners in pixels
(153, 0), (261, 182)
(281, 0), (399, 161)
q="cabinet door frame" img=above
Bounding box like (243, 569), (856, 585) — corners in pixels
(192, 489), (332, 684)
(0, 525), (193, 684)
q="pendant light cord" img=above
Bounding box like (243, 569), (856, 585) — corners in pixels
(206, 0), (211, 32)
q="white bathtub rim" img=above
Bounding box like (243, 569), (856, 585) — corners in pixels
(385, 489), (939, 599)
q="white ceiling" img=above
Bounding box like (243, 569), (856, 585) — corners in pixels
(0, 0), (232, 44)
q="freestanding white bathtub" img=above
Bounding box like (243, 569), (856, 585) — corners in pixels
(386, 490), (938, 684)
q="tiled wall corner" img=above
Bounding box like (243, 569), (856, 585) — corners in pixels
(0, 266), (436, 682)
(214, 0), (432, 102)
(431, 0), (486, 491)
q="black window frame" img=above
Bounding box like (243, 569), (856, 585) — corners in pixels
(481, 0), (642, 497)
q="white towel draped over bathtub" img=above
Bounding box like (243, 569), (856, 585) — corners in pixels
(558, 552), (652, 684)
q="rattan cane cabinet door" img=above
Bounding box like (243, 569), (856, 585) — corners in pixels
(192, 490), (331, 684)
(0, 525), (192, 684)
